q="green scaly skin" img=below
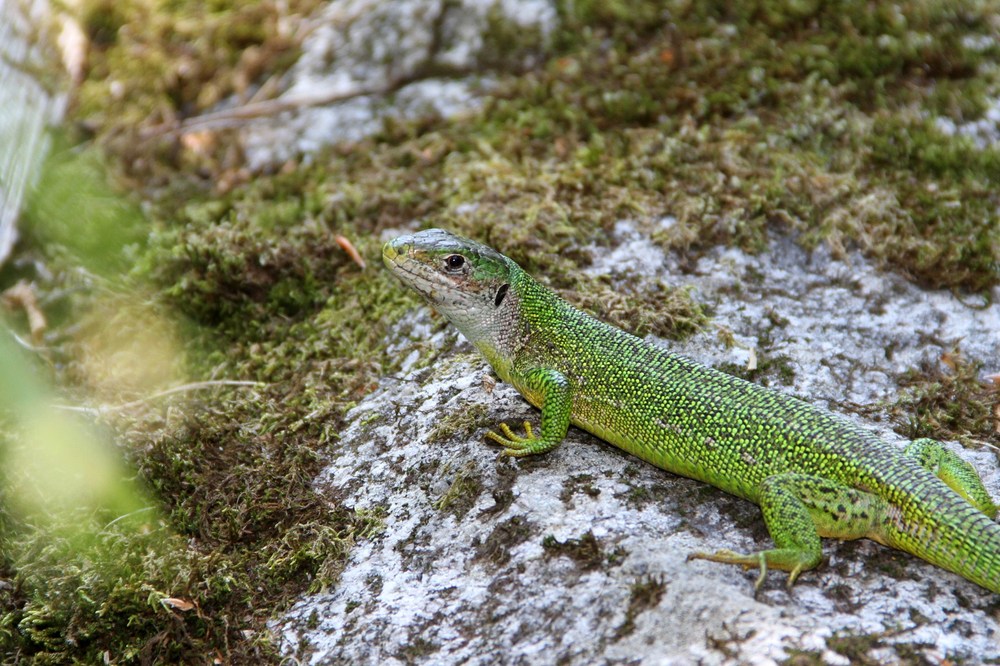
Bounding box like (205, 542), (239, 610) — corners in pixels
(382, 229), (1000, 593)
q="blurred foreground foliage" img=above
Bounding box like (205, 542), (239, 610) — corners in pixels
(0, 138), (386, 662)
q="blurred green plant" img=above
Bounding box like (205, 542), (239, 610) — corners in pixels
(2, 125), (386, 661)
(0, 331), (152, 520)
(0, 134), (187, 659)
(0, 327), (187, 659)
(24, 132), (147, 279)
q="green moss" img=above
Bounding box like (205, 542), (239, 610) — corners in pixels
(426, 403), (492, 445)
(559, 473), (600, 504)
(615, 575), (666, 639)
(78, 0), (321, 127)
(717, 353), (797, 388)
(478, 3), (549, 70)
(890, 351), (999, 447)
(824, 631), (890, 666)
(6, 517), (197, 663)
(781, 651), (826, 666)
(434, 463), (484, 519)
(568, 275), (710, 341)
(4, 136), (404, 664)
(541, 531), (626, 571)
(77, 0), (1000, 297)
(869, 117), (1000, 181)
(474, 516), (532, 567)
(11, 0), (1000, 660)
(3, 399), (383, 662)
(395, 636), (440, 662)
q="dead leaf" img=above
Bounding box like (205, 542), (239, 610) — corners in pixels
(335, 234), (366, 270)
(940, 350), (961, 371)
(2, 280), (47, 343)
(180, 130), (216, 156)
(160, 597), (195, 612)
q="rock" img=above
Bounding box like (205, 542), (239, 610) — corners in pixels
(277, 224), (1000, 664)
(242, 0), (557, 168)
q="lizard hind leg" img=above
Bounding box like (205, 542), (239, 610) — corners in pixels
(905, 438), (998, 519)
(687, 473), (883, 590)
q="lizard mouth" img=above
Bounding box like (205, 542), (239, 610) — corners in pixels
(381, 238), (410, 268)
(382, 239), (438, 302)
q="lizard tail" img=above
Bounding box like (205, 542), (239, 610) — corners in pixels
(896, 486), (1000, 594)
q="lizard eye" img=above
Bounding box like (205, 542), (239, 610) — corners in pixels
(444, 254), (465, 271)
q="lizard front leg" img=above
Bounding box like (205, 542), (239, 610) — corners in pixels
(485, 367), (571, 457)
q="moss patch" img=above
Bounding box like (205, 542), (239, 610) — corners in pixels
(77, 0), (323, 182)
(783, 628), (938, 666)
(2, 139), (399, 661)
(541, 531), (627, 571)
(473, 515), (532, 567)
(74, 0), (1000, 296)
(426, 402), (492, 445)
(614, 575), (666, 639)
(569, 275), (709, 341)
(434, 462), (485, 519)
(559, 473), (601, 505)
(890, 350), (1000, 447)
(6, 0), (1000, 661)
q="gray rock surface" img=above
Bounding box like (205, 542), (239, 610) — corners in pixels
(243, 0), (556, 167)
(277, 223), (1000, 664)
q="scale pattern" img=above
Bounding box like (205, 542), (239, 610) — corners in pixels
(383, 229), (1000, 594)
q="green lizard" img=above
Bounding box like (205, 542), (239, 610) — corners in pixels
(382, 228), (1000, 593)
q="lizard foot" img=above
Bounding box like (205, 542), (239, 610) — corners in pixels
(688, 549), (769, 590)
(688, 548), (813, 591)
(485, 421), (544, 457)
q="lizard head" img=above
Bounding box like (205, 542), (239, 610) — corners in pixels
(382, 229), (519, 346)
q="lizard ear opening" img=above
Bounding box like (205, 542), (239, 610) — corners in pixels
(494, 284), (509, 307)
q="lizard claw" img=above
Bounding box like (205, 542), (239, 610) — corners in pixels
(486, 421), (535, 448)
(485, 421), (550, 457)
(687, 549), (770, 591)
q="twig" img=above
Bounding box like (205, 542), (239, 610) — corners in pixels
(53, 380), (264, 415)
(143, 78), (408, 137)
(7, 328), (49, 353)
(143, 58), (479, 137)
(102, 506), (157, 531)
(335, 234), (366, 269)
(973, 439), (1000, 453)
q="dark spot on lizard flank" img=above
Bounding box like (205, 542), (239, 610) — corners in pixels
(837, 504), (848, 515)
